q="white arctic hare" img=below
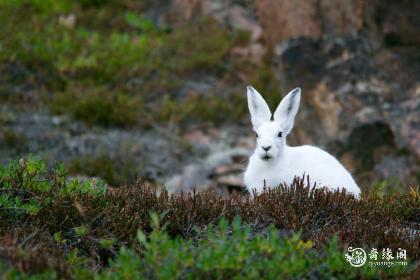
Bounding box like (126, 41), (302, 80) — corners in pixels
(244, 86), (361, 197)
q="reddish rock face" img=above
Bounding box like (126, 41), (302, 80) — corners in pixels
(254, 0), (369, 50)
(170, 0), (201, 21)
(255, 0), (321, 49)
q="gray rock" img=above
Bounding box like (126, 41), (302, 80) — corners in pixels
(164, 142), (251, 193)
(273, 35), (420, 185)
(0, 107), (193, 184)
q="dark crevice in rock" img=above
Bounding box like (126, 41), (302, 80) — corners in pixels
(345, 121), (395, 172)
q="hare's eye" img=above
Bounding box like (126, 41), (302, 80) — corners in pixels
(277, 131), (282, 138)
(255, 133), (259, 138)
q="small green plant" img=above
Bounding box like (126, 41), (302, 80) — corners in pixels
(0, 155), (107, 217)
(73, 225), (88, 237)
(53, 231), (67, 245)
(99, 238), (115, 249)
(62, 177), (107, 196)
(125, 11), (157, 33)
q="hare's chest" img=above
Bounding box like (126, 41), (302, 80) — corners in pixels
(260, 168), (292, 187)
(244, 161), (292, 192)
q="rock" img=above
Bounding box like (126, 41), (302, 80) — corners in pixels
(205, 148), (248, 167)
(170, 0), (202, 21)
(376, 0), (420, 47)
(178, 76), (219, 99)
(165, 164), (213, 193)
(255, 0), (367, 50)
(183, 130), (212, 145)
(58, 14), (76, 29)
(0, 108), (194, 185)
(255, 0), (321, 49)
(216, 174), (242, 187)
(164, 175), (184, 193)
(339, 152), (356, 174)
(214, 163), (243, 176)
(272, 33), (419, 184)
(388, 86), (420, 158)
(225, 4), (265, 61)
(374, 156), (418, 186)
(169, 0), (265, 61)
(164, 140), (251, 193)
(228, 5), (262, 42)
(231, 44), (265, 63)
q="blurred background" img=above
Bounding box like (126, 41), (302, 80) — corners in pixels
(0, 0), (418, 193)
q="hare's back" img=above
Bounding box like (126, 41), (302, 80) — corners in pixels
(289, 145), (360, 195)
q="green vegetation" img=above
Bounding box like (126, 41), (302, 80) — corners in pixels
(0, 155), (106, 215)
(0, 0), (279, 128)
(100, 217), (409, 279)
(0, 128), (27, 152)
(0, 156), (418, 278)
(50, 85), (143, 127)
(1, 218), (410, 279)
(68, 153), (138, 186)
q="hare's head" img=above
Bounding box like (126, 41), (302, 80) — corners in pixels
(247, 86), (301, 161)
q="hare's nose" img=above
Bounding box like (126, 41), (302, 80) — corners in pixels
(262, 146), (272, 151)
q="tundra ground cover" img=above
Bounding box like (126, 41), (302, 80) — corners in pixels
(0, 156), (418, 278)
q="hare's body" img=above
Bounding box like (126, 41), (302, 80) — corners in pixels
(244, 86), (361, 197)
(244, 145), (360, 195)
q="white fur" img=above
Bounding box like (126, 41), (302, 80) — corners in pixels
(244, 86), (361, 197)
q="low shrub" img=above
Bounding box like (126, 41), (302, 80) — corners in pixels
(0, 156), (418, 278)
(99, 217), (409, 279)
(0, 155), (106, 217)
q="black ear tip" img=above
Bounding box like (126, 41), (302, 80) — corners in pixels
(293, 87), (301, 94)
(247, 85), (253, 91)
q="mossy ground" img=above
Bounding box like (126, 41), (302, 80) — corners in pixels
(0, 0), (280, 129)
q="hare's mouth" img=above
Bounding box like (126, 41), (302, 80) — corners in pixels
(262, 155), (272, 160)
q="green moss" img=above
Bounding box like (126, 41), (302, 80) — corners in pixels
(163, 18), (235, 73)
(68, 153), (138, 186)
(154, 91), (247, 127)
(0, 128), (27, 152)
(0, 1), (281, 127)
(50, 85), (142, 127)
(0, 0), (73, 14)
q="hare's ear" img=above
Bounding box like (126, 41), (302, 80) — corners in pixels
(247, 86), (271, 128)
(273, 87), (301, 135)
